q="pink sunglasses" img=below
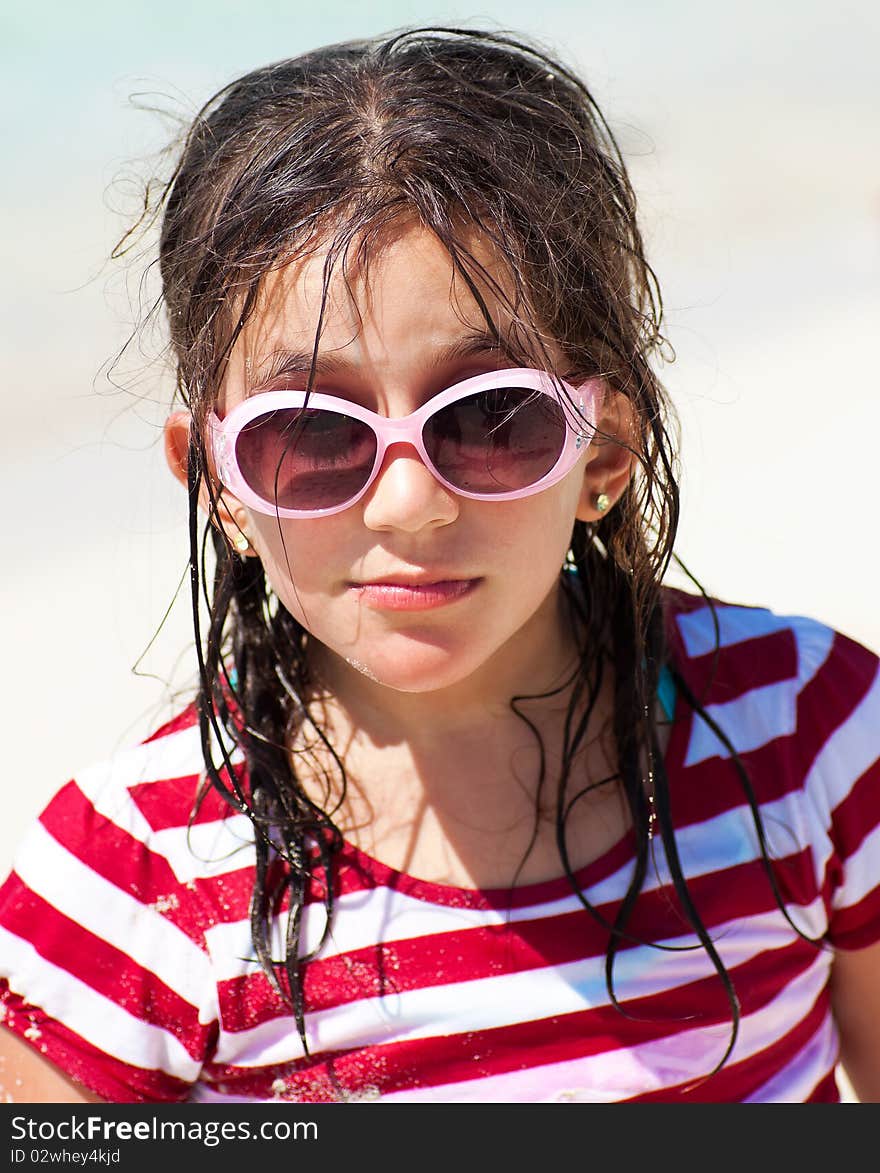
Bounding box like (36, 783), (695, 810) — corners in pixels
(209, 367), (600, 518)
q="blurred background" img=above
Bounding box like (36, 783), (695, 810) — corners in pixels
(2, 0), (878, 876)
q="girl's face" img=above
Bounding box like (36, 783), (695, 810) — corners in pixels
(209, 223), (619, 701)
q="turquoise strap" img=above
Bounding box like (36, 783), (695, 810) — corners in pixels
(657, 662), (676, 721)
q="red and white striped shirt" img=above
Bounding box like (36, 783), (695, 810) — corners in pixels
(2, 589), (879, 1102)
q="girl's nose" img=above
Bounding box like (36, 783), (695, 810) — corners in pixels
(360, 442), (459, 533)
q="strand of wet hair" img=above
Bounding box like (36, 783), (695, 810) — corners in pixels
(605, 559), (743, 1080)
(186, 443), (344, 1051)
(227, 554), (345, 1052)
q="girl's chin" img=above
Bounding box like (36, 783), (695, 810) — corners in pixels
(333, 642), (490, 695)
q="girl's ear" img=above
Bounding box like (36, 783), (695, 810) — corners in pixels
(575, 388), (639, 522)
(163, 412), (258, 556)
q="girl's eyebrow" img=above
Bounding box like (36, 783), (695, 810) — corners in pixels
(249, 330), (513, 390)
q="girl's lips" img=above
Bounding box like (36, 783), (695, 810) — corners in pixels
(349, 578), (481, 611)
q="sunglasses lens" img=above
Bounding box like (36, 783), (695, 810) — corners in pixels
(423, 385), (567, 494)
(235, 408), (377, 511)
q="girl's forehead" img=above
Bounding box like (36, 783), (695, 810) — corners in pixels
(234, 222), (520, 373)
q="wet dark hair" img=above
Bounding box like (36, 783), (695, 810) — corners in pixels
(145, 25), (814, 1078)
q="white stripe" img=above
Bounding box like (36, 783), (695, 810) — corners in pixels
(675, 604), (833, 667)
(638, 798), (831, 940)
(684, 678), (798, 766)
(801, 658), (880, 816)
(831, 821), (880, 913)
(75, 723), (243, 848)
(75, 723), (207, 800)
(381, 952), (832, 1103)
(205, 884), (581, 981)
(206, 844), (678, 981)
(678, 612), (836, 766)
(0, 927), (202, 1080)
(204, 785), (834, 985)
(209, 901), (827, 1066)
(67, 723), (255, 884)
(201, 937), (831, 1101)
(14, 822), (216, 1016)
(150, 816), (256, 884)
(206, 864), (660, 981)
(676, 604), (792, 656)
(743, 1015), (839, 1103)
(685, 624), (877, 769)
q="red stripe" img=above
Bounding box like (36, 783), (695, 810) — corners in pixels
(127, 772), (242, 831)
(829, 757), (880, 863)
(662, 586), (718, 631)
(217, 854), (821, 1029)
(663, 703), (835, 832)
(792, 632), (877, 775)
(35, 782), (216, 946)
(625, 984), (831, 1102)
(39, 781), (180, 898)
(656, 699), (801, 836)
(0, 981), (193, 1103)
(679, 628), (798, 708)
(220, 899), (618, 1031)
(143, 703), (199, 743)
(113, 856), (287, 931)
(1, 877), (214, 1061)
(329, 828), (638, 911)
(828, 885), (880, 950)
(203, 1001), (676, 1101)
(662, 626), (877, 832)
(660, 666), (874, 836)
(663, 721), (801, 826)
(806, 1069), (841, 1102)
(204, 938), (824, 1101)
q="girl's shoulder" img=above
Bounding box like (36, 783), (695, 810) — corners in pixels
(0, 702), (247, 1102)
(659, 584), (879, 817)
(51, 701), (237, 851)
(660, 585), (878, 733)
(660, 588), (880, 945)
(3, 698), (253, 943)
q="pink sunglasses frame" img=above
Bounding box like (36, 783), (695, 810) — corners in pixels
(208, 367), (600, 518)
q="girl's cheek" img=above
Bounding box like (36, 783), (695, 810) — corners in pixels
(251, 516), (340, 578)
(251, 522), (352, 629)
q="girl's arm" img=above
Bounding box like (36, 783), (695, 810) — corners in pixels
(830, 938), (880, 1103)
(0, 1030), (105, 1103)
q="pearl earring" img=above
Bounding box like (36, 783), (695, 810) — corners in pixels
(594, 492), (611, 513)
(232, 533), (250, 554)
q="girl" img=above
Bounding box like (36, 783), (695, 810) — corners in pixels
(1, 26), (878, 1104)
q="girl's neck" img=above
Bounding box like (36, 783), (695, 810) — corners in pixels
(294, 585), (622, 888)
(286, 578), (629, 891)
